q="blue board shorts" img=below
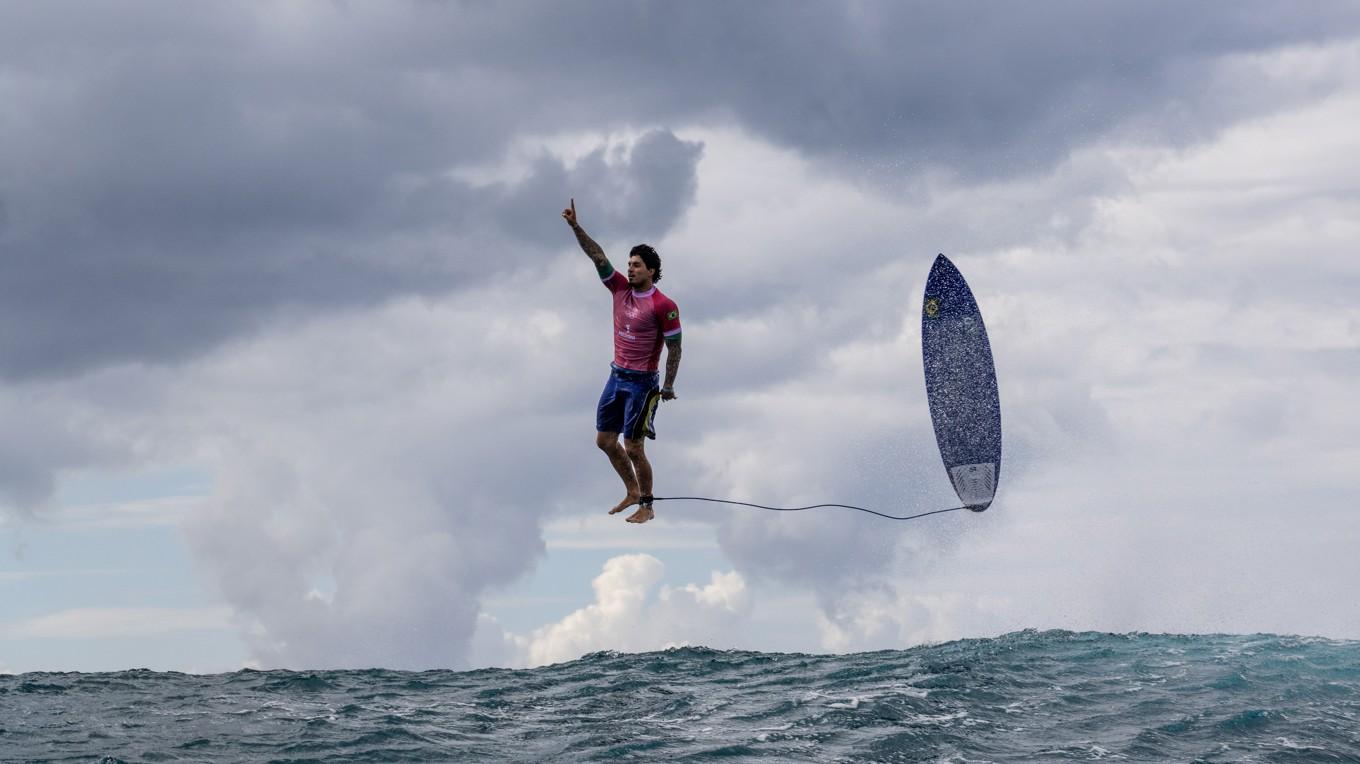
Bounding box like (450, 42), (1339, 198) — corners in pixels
(597, 365), (661, 440)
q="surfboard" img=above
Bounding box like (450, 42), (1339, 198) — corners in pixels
(921, 254), (1002, 511)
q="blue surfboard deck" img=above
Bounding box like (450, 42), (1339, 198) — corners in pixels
(921, 254), (1002, 511)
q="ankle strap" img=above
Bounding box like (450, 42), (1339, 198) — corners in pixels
(639, 495), (654, 506)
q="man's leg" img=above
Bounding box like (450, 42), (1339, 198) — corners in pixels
(623, 437), (655, 524)
(597, 431), (640, 514)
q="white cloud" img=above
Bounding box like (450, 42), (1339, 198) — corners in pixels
(816, 589), (1013, 653)
(521, 554), (751, 668)
(7, 606), (233, 639)
(467, 612), (530, 670)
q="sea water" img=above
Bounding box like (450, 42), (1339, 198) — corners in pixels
(3, 630), (1358, 762)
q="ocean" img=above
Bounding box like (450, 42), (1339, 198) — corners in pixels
(3, 630), (1358, 762)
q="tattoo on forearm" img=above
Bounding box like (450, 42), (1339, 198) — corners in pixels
(571, 224), (609, 268)
(664, 341), (682, 388)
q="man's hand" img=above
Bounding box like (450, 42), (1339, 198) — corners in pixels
(562, 198), (578, 228)
(660, 387), (677, 401)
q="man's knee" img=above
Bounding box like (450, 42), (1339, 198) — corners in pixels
(596, 432), (620, 451)
(623, 438), (646, 459)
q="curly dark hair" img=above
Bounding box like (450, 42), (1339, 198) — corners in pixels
(629, 244), (662, 283)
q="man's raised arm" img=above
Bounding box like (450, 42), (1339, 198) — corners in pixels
(562, 198), (611, 274)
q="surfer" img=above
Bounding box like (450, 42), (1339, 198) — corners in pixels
(563, 199), (682, 524)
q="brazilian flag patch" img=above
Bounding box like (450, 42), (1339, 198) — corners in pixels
(667, 310), (678, 320)
(924, 297), (941, 318)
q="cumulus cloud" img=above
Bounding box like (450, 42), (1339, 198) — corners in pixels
(173, 277), (610, 669)
(517, 554), (750, 667)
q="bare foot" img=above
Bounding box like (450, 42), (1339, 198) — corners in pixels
(625, 505), (655, 524)
(609, 493), (640, 515)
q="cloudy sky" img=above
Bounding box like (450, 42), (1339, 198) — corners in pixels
(3, 1), (1359, 673)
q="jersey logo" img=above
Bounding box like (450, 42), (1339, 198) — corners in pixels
(666, 310), (678, 320)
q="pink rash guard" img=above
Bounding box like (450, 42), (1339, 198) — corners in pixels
(603, 267), (681, 373)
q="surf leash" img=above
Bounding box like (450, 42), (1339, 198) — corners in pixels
(650, 496), (969, 522)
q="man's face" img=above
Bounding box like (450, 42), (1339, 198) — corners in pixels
(627, 255), (654, 287)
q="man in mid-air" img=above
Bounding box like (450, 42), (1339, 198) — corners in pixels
(562, 199), (682, 525)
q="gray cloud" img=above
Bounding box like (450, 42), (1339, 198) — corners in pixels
(0, 121), (700, 378)
(4, 1), (1355, 380)
(494, 1), (1360, 171)
(0, 4), (703, 378)
(0, 384), (134, 517)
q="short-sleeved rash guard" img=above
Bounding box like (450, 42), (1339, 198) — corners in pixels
(602, 266), (681, 373)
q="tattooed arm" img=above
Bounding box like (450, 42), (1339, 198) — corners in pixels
(661, 336), (682, 400)
(561, 198), (611, 274)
